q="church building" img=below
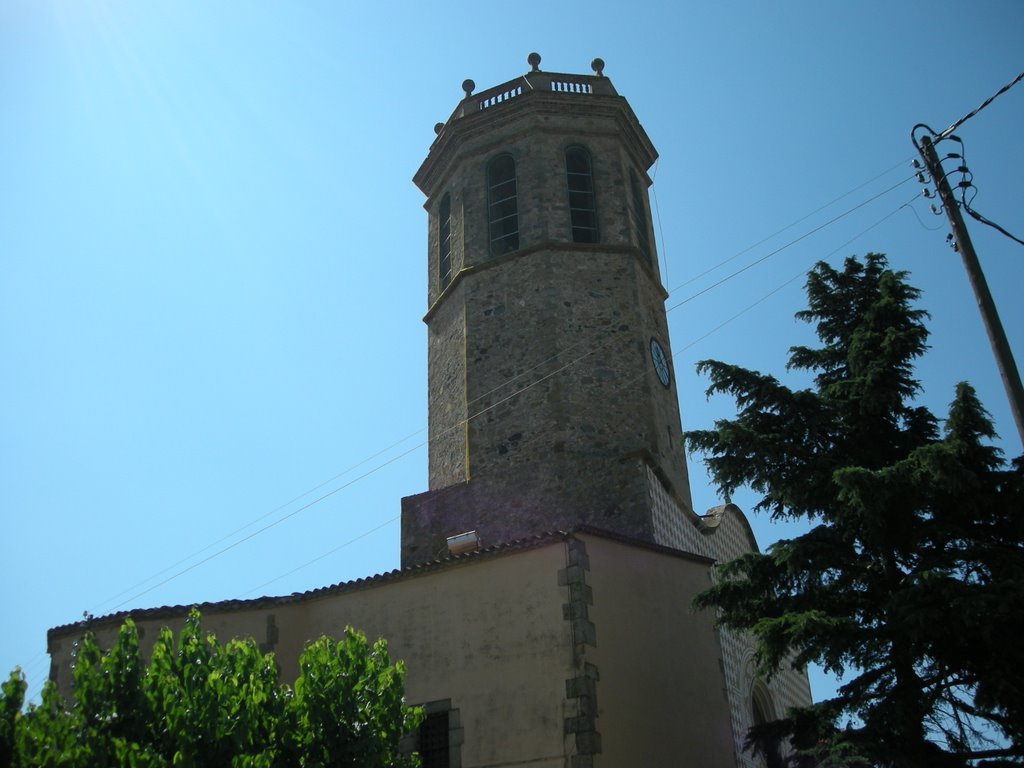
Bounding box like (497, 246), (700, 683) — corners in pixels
(48, 55), (811, 768)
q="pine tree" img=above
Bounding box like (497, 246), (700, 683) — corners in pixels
(686, 254), (1024, 767)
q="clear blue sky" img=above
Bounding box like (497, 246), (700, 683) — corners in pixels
(2, 0), (1022, 706)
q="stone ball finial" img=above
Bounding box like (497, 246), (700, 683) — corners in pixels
(527, 52), (542, 72)
(591, 57), (605, 76)
(433, 122), (444, 136)
(462, 79), (475, 97)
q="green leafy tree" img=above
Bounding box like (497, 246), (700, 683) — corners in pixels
(290, 635), (414, 768)
(1, 670), (28, 767)
(686, 254), (1024, 767)
(3, 610), (422, 768)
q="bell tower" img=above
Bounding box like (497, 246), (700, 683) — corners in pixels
(401, 54), (697, 566)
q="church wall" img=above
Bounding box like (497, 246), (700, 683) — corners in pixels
(49, 530), (756, 766)
(579, 532), (738, 768)
(648, 491), (814, 766)
(49, 541), (581, 767)
(286, 544), (575, 767)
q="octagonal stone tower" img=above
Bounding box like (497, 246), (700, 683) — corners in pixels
(401, 55), (696, 566)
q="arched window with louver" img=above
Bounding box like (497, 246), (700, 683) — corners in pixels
(629, 169), (652, 264)
(438, 192), (452, 289)
(487, 154), (519, 255)
(565, 146), (598, 243)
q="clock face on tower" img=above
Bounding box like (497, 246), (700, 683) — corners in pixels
(650, 338), (671, 388)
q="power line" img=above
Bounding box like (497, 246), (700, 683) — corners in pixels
(905, 202), (945, 232)
(665, 157), (913, 296)
(912, 70), (1024, 249)
(935, 134), (1024, 247)
(964, 206), (1024, 248)
(93, 164), (919, 615)
(238, 515), (399, 598)
(914, 130), (1024, 446)
(666, 174), (916, 313)
(938, 70), (1024, 139)
(651, 157), (670, 285)
(670, 191), (923, 360)
(469, 164), (918, 411)
(232, 188), (926, 601)
(88, 423), (428, 615)
(107, 441), (426, 612)
(15, 652), (51, 704)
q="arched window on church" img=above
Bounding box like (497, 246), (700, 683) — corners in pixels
(751, 682), (784, 768)
(487, 154), (519, 255)
(438, 192), (452, 290)
(565, 146), (598, 243)
(629, 168), (652, 264)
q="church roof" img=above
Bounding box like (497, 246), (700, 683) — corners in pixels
(48, 526), (713, 641)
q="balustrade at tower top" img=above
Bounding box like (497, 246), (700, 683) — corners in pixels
(415, 53), (653, 199)
(428, 54), (616, 133)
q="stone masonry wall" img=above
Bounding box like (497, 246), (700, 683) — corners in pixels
(407, 86), (693, 563)
(426, 281), (467, 488)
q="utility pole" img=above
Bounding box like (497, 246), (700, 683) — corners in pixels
(915, 132), (1024, 448)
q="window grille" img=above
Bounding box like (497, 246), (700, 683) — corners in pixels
(419, 710), (450, 768)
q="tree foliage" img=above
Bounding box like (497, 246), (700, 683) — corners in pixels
(686, 254), (1024, 767)
(0, 610), (422, 767)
